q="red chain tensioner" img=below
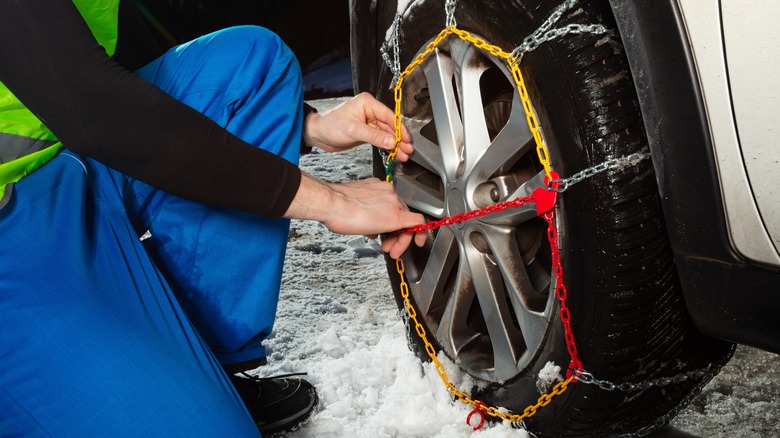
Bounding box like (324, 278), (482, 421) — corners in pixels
(535, 173), (584, 377)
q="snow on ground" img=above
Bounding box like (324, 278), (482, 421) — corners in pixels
(251, 97), (779, 438)
(671, 346), (780, 437)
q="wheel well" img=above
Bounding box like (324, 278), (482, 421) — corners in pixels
(348, 0), (381, 94)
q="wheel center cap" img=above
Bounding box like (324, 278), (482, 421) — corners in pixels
(447, 188), (468, 229)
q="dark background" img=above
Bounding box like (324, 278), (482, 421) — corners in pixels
(133, 0), (352, 98)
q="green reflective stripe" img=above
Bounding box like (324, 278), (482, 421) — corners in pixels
(0, 142), (63, 198)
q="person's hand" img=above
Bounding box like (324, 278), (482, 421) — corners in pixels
(303, 92), (415, 162)
(329, 179), (427, 258)
(284, 172), (426, 258)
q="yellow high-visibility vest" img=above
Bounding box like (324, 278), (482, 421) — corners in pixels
(0, 0), (119, 206)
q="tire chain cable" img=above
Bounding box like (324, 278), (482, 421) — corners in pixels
(380, 0), (726, 434)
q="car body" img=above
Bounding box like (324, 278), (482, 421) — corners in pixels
(609, 0), (780, 354)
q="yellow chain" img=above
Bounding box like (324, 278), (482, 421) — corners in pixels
(395, 256), (574, 424)
(387, 26), (553, 180)
(388, 27), (453, 168)
(386, 25), (566, 425)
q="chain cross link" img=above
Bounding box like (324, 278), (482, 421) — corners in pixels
(508, 0), (610, 64)
(553, 151), (651, 192)
(615, 345), (737, 438)
(574, 363), (718, 393)
(508, 0), (578, 61)
(511, 23), (609, 63)
(380, 13), (403, 85)
(445, 0), (458, 28)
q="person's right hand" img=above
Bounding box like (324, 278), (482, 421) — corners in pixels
(283, 172), (426, 258)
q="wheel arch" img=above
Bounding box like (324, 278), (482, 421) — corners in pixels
(348, 0), (381, 95)
(609, 0), (780, 353)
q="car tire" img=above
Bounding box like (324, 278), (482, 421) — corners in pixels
(366, 0), (735, 436)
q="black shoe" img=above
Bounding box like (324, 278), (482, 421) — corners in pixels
(229, 372), (318, 436)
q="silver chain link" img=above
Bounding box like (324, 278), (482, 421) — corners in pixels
(511, 23), (609, 63)
(509, 0), (609, 63)
(518, 345), (735, 437)
(615, 344), (737, 438)
(397, 308), (417, 353)
(382, 0), (608, 82)
(509, 0), (578, 60)
(573, 363), (718, 393)
(552, 151), (652, 192)
(380, 13), (403, 86)
(445, 0), (458, 28)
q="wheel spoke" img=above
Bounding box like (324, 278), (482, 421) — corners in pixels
(404, 126), (445, 176)
(506, 170), (548, 199)
(393, 172), (445, 218)
(482, 227), (549, 352)
(414, 228), (458, 315)
(423, 48), (463, 180)
(452, 42), (491, 171)
(436, 255), (478, 356)
(464, 237), (523, 380)
(469, 92), (534, 180)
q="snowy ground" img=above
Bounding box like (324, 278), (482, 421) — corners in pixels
(253, 98), (780, 438)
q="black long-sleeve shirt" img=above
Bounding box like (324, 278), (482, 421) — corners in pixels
(0, 0), (302, 218)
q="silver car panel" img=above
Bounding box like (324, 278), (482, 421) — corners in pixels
(678, 0), (780, 265)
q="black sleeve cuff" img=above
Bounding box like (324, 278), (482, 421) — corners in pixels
(300, 102), (317, 155)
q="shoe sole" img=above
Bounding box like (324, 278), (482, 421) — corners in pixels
(259, 387), (319, 437)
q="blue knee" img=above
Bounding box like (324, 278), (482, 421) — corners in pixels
(200, 25), (302, 90)
(143, 24), (304, 158)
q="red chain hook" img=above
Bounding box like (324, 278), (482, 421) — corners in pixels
(466, 401), (487, 430)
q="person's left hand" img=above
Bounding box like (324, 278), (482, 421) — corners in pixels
(302, 92), (415, 162)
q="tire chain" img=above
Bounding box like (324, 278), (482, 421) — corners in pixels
(380, 14), (402, 84)
(509, 0), (609, 63)
(381, 0), (729, 435)
(616, 344), (737, 438)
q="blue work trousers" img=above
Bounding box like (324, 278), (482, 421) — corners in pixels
(0, 26), (302, 436)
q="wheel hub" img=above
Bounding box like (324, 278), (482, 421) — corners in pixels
(446, 188), (468, 229)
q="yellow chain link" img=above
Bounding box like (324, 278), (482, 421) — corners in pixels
(386, 25), (566, 425)
(387, 26), (553, 181)
(388, 28), (453, 170)
(396, 258), (573, 425)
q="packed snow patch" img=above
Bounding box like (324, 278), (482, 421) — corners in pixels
(536, 362), (564, 395)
